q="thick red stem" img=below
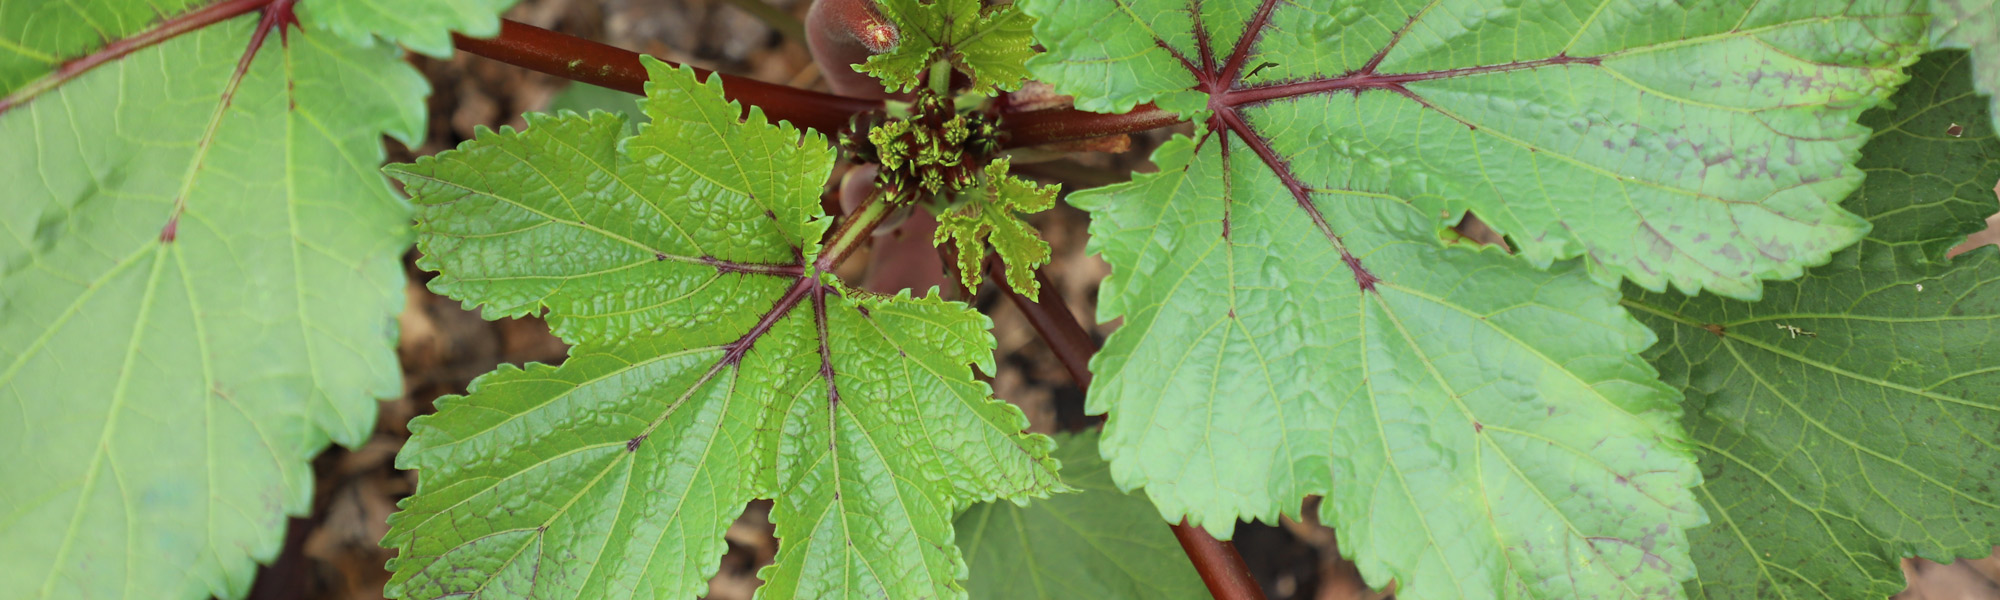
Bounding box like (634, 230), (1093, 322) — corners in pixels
(1173, 523), (1268, 600)
(988, 263), (1266, 600)
(989, 267), (1095, 390)
(450, 19), (1182, 143)
(998, 102), (1183, 149)
(451, 19), (882, 134)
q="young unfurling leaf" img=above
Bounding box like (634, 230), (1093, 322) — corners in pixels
(860, 0), (1037, 94)
(935, 159), (1058, 294)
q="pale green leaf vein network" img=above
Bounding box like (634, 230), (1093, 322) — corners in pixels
(0, 6), (442, 599)
(995, 0), (1970, 597)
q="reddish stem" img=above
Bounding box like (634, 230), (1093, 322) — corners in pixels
(451, 19), (882, 134)
(989, 267), (1095, 390)
(1172, 523), (1268, 600)
(450, 19), (1183, 144)
(988, 262), (1266, 600)
(998, 102), (1184, 149)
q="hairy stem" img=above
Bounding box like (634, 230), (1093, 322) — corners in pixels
(998, 102), (1183, 148)
(452, 19), (881, 134)
(817, 192), (894, 272)
(988, 262), (1267, 600)
(450, 19), (1183, 144)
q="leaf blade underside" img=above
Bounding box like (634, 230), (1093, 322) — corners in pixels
(382, 59), (1062, 600)
(0, 0), (508, 596)
(1628, 50), (2000, 600)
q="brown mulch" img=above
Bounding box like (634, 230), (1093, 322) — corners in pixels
(245, 1), (2000, 598)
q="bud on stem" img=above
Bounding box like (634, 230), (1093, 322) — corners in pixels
(806, 0), (901, 98)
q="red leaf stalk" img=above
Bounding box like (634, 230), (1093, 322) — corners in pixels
(451, 19), (882, 134)
(998, 103), (1183, 149)
(451, 19), (1182, 144)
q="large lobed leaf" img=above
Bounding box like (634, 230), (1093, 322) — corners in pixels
(0, 1), (513, 597)
(956, 431), (1210, 600)
(381, 58), (1062, 600)
(1016, 0), (1951, 598)
(1628, 50), (2000, 600)
(1027, 0), (1932, 300)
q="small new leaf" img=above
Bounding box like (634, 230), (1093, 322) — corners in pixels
(935, 159), (1058, 294)
(382, 58), (1061, 600)
(861, 0), (1037, 94)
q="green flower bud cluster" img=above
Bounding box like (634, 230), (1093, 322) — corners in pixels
(841, 89), (999, 204)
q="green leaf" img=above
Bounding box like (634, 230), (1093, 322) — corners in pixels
(956, 431), (1210, 600)
(300, 0), (516, 58)
(935, 159), (1058, 294)
(862, 0), (1037, 94)
(546, 82), (648, 135)
(382, 58), (1062, 600)
(0, 10), (437, 600)
(1929, 0), (2000, 132)
(0, 0), (207, 94)
(1003, 0), (1982, 596)
(1625, 50), (2000, 600)
(299, 0), (512, 58)
(1068, 130), (1705, 600)
(1024, 0), (1933, 300)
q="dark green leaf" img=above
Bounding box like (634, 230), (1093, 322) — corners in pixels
(956, 432), (1209, 600)
(1626, 51), (2000, 599)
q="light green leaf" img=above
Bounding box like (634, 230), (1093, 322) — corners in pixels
(1929, 0), (2000, 132)
(862, 0), (1037, 94)
(299, 0), (513, 58)
(935, 159), (1057, 294)
(1625, 50), (2000, 600)
(956, 432), (1209, 600)
(1024, 0), (1934, 299)
(546, 82), (648, 135)
(1007, 0), (1973, 596)
(0, 14), (422, 600)
(382, 58), (1062, 600)
(0, 0), (207, 94)
(1070, 129), (1704, 600)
